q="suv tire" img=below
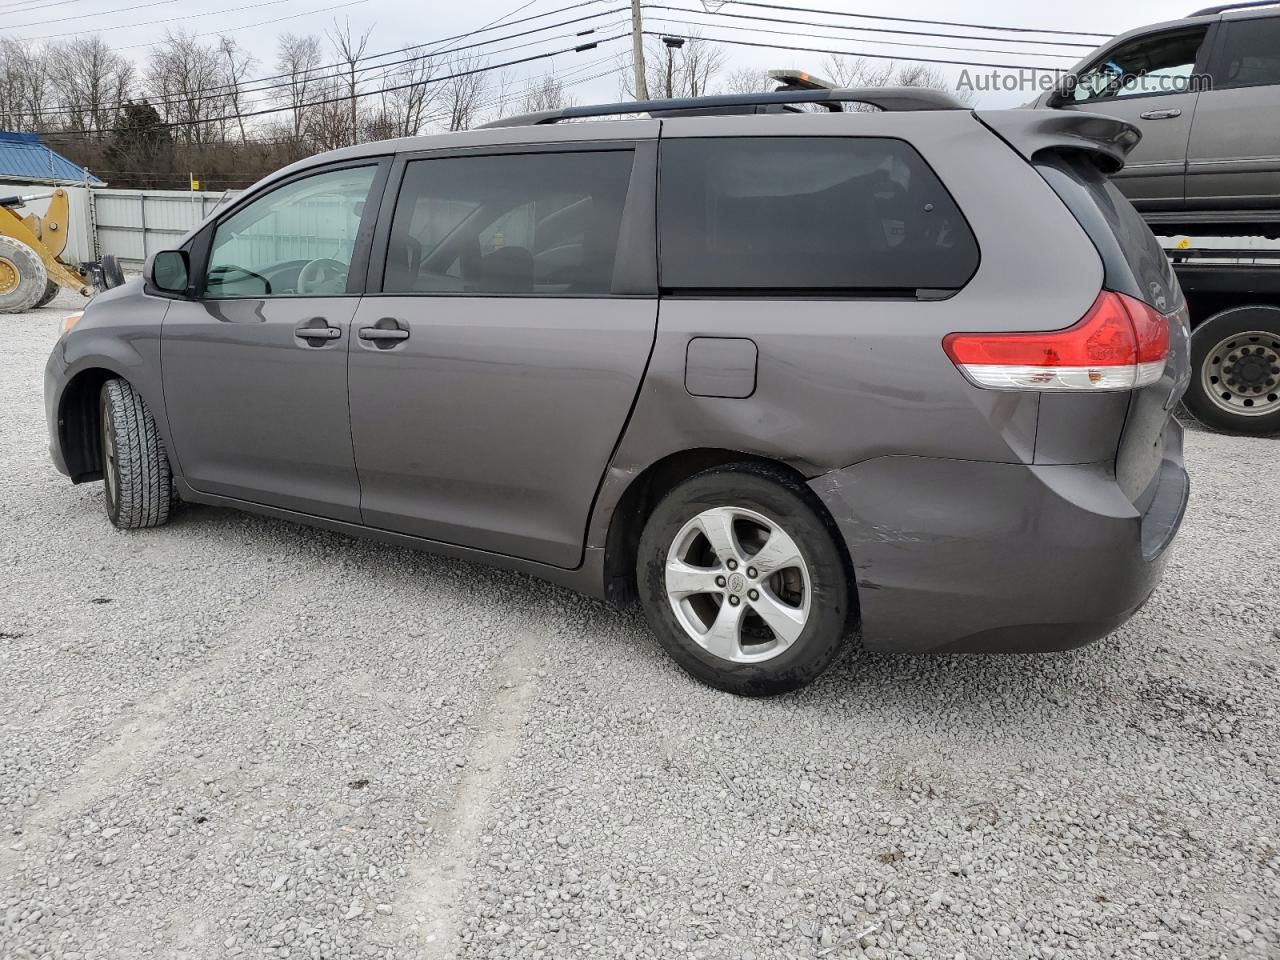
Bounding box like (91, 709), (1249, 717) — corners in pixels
(637, 465), (850, 696)
(1184, 305), (1280, 436)
(100, 378), (173, 529)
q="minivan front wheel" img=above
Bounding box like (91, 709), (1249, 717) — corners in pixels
(100, 378), (174, 529)
(637, 466), (850, 696)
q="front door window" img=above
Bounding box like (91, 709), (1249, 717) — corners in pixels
(204, 166), (376, 298)
(1071, 28), (1207, 101)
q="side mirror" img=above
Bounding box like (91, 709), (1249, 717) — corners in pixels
(1045, 77), (1076, 108)
(148, 249), (190, 295)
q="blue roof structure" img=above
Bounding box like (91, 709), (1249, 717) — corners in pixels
(0, 132), (104, 186)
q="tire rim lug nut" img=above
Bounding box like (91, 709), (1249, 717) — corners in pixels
(728, 595), (740, 606)
(746, 567), (757, 579)
(748, 589), (759, 601)
(726, 559), (738, 570)
(715, 575), (726, 588)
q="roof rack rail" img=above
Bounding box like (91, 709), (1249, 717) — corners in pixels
(1188, 0), (1279, 15)
(480, 87), (966, 129)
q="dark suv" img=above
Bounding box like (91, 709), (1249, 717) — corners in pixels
(45, 89), (1192, 695)
(1036, 0), (1280, 234)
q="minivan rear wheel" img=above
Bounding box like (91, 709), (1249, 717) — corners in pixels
(1184, 305), (1280, 436)
(636, 466), (850, 696)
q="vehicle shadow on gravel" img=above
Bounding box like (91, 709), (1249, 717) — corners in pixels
(151, 498), (1191, 746)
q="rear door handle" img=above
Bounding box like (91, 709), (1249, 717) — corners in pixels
(358, 319), (410, 348)
(294, 319), (342, 344)
(358, 328), (409, 341)
(1140, 108), (1182, 120)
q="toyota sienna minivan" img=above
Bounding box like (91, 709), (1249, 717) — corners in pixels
(45, 88), (1192, 695)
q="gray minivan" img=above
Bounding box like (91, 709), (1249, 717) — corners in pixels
(45, 89), (1191, 695)
(1036, 0), (1280, 233)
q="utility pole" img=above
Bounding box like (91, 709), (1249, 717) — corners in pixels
(630, 0), (649, 101)
(662, 36), (685, 99)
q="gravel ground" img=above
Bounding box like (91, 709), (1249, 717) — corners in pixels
(2, 293), (1278, 960)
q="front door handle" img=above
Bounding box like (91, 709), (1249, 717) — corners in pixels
(1140, 108), (1182, 120)
(358, 319), (410, 348)
(294, 319), (342, 344)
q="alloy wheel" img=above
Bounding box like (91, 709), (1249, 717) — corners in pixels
(664, 506), (811, 663)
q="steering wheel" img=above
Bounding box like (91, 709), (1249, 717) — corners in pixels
(297, 258), (350, 295)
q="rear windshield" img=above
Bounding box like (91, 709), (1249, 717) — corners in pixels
(659, 137), (979, 294)
(1035, 152), (1179, 313)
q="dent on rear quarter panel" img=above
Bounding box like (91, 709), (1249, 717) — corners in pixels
(586, 110), (1104, 553)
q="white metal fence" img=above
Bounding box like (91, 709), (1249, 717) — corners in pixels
(90, 188), (239, 268)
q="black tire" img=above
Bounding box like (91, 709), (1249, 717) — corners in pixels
(34, 280), (60, 308)
(100, 379), (173, 529)
(0, 236), (49, 313)
(1183, 305), (1280, 436)
(636, 464), (851, 697)
(101, 254), (126, 290)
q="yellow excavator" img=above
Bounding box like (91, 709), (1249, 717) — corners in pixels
(0, 187), (96, 313)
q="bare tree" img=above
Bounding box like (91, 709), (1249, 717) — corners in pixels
(275, 33), (322, 144)
(520, 72), (574, 114)
(146, 31), (228, 146)
(377, 49), (440, 139)
(722, 67), (772, 95)
(327, 18), (373, 147)
(487, 68), (517, 122)
(0, 38), (50, 130)
(45, 35), (134, 135)
(822, 55), (894, 89)
(441, 52), (489, 131)
(617, 34), (725, 99)
(675, 34), (725, 98)
(218, 36), (255, 144)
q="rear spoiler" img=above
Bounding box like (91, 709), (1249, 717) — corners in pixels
(974, 109), (1142, 175)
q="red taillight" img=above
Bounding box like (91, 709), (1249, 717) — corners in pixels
(943, 291), (1170, 391)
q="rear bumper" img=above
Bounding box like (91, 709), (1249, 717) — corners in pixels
(809, 422), (1188, 653)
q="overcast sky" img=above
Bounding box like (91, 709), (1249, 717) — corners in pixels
(12, 0), (1187, 111)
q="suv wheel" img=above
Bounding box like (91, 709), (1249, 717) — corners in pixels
(636, 466), (850, 696)
(1184, 305), (1280, 436)
(100, 379), (173, 529)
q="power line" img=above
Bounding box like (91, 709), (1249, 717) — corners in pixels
(645, 4), (1098, 49)
(28, 5), (624, 120)
(14, 0), (307, 41)
(643, 14), (1080, 60)
(645, 29), (1059, 71)
(114, 0), (366, 49)
(9, 0), (191, 29)
(707, 1), (1110, 39)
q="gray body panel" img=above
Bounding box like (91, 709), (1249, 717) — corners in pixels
(161, 297), (363, 521)
(1056, 93), (1199, 206)
(347, 296), (657, 568)
(1186, 84), (1280, 210)
(45, 107), (1191, 656)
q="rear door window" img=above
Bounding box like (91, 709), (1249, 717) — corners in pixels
(384, 150), (635, 296)
(1211, 18), (1280, 88)
(658, 137), (978, 294)
(1035, 152), (1179, 313)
